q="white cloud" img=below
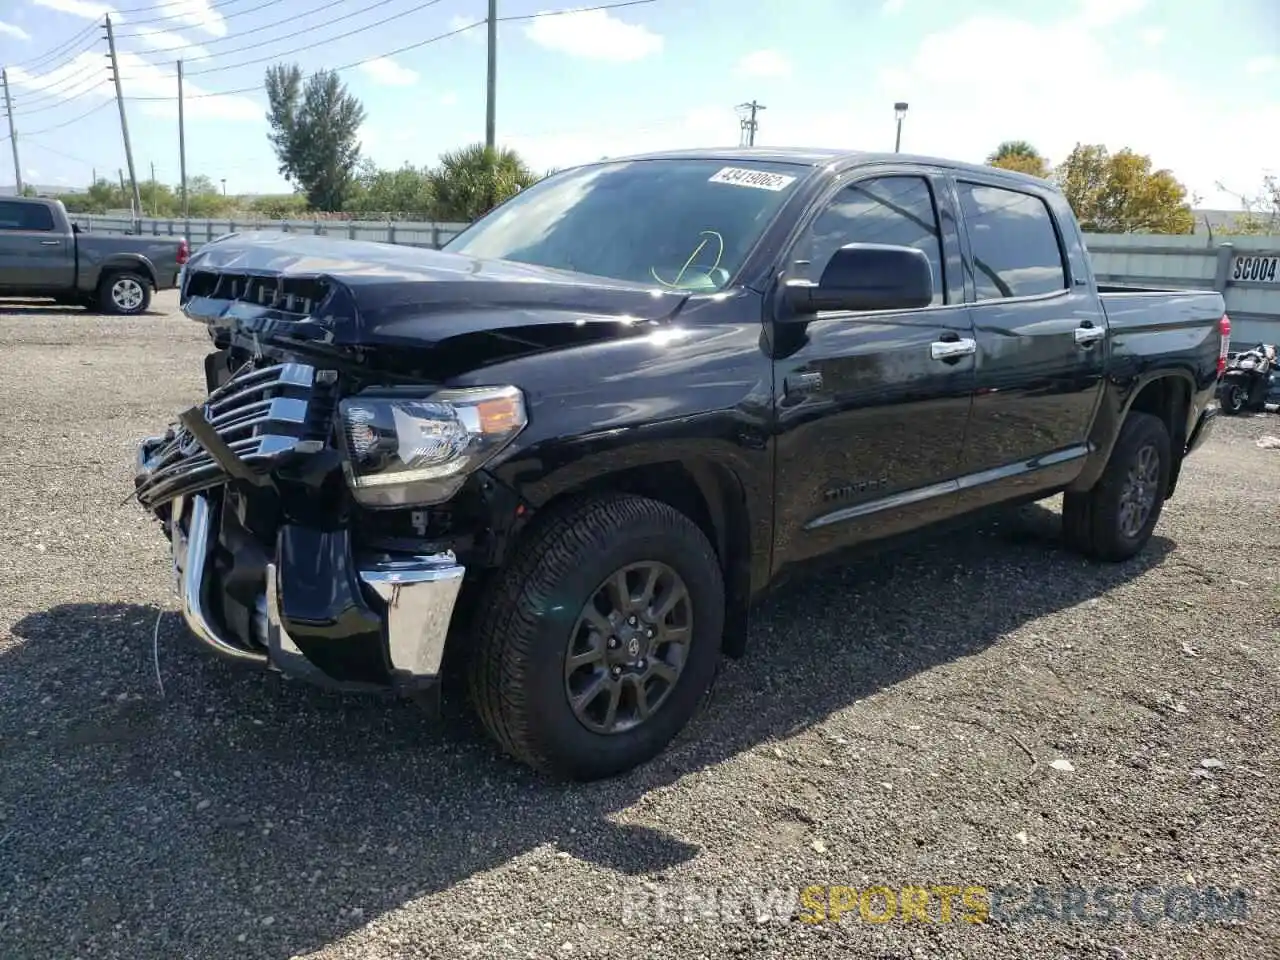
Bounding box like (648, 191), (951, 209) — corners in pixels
(510, 11), (1278, 211)
(150, 0), (227, 38)
(358, 57), (418, 87)
(882, 0), (906, 13)
(31, 0), (115, 20)
(1245, 56), (1277, 76)
(439, 91), (458, 106)
(525, 9), (662, 62)
(9, 50), (260, 122)
(1078, 0), (1146, 28)
(130, 26), (209, 60)
(0, 20), (32, 41)
(26, 167), (40, 178)
(1138, 26), (1166, 46)
(736, 49), (792, 79)
(875, 13), (1277, 207)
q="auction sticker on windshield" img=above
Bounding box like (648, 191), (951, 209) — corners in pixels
(708, 167), (798, 191)
(1231, 255), (1278, 283)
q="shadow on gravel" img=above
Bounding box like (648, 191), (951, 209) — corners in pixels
(0, 298), (163, 317)
(1, 503), (1174, 958)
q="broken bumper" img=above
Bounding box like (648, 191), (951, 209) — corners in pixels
(169, 491), (465, 692)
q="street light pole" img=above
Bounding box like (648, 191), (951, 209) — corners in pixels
(221, 178), (226, 197)
(894, 101), (909, 153)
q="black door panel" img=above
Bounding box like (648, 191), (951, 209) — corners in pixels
(771, 172), (975, 573)
(952, 180), (1106, 507)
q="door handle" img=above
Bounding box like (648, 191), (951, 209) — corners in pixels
(1074, 325), (1105, 346)
(38, 240), (60, 245)
(930, 338), (976, 361)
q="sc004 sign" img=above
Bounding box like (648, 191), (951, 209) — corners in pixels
(1231, 255), (1279, 283)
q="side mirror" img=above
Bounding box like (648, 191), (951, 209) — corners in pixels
(71, 222), (82, 234)
(785, 242), (933, 315)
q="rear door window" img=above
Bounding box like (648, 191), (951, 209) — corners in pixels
(956, 182), (1067, 300)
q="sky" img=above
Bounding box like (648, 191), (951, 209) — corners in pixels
(0, 0), (1277, 210)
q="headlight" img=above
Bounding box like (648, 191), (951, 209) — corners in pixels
(338, 385), (527, 507)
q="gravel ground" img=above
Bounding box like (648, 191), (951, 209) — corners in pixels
(1, 293), (1278, 960)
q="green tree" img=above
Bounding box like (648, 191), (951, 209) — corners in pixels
(265, 63), (366, 211)
(986, 140), (1050, 178)
(184, 174), (233, 217)
(345, 160), (435, 217)
(429, 144), (539, 221)
(1055, 143), (1194, 234)
(1219, 175), (1279, 235)
(248, 193), (311, 219)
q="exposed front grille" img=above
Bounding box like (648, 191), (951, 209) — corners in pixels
(135, 362), (326, 509)
(182, 271), (330, 320)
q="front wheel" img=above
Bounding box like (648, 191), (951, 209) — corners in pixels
(468, 494), (725, 780)
(99, 270), (152, 315)
(1220, 381), (1247, 414)
(1063, 411), (1171, 562)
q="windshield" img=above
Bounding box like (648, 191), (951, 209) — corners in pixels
(443, 159), (807, 292)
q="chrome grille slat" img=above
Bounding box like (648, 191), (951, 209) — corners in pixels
(135, 362), (321, 509)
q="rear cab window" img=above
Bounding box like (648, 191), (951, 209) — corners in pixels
(0, 201), (56, 232)
(955, 182), (1067, 300)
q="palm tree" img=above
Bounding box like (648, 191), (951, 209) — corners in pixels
(986, 141), (1050, 178)
(429, 144), (540, 221)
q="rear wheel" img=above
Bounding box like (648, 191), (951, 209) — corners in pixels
(1063, 411), (1171, 562)
(468, 494), (724, 780)
(99, 270), (152, 315)
(1220, 382), (1247, 414)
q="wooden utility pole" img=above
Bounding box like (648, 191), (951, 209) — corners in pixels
(104, 15), (143, 224)
(177, 60), (188, 219)
(485, 0), (496, 149)
(736, 100), (765, 147)
(2, 69), (21, 195)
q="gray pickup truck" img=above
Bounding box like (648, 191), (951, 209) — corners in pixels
(0, 196), (187, 314)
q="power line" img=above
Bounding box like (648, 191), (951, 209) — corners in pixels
(117, 0), (288, 32)
(126, 0), (657, 100)
(10, 64), (109, 114)
(118, 0), (368, 53)
(23, 137), (100, 169)
(497, 0), (654, 21)
(9, 21), (99, 70)
(112, 0), (252, 14)
(21, 100), (115, 137)
(184, 0), (448, 77)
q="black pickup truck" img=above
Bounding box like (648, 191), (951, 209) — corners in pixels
(0, 196), (187, 314)
(133, 149), (1229, 780)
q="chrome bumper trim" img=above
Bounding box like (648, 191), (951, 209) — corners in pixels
(169, 493), (465, 683)
(358, 554), (466, 680)
(173, 493), (269, 664)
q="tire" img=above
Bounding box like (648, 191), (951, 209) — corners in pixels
(99, 270), (152, 315)
(468, 493), (725, 780)
(1220, 382), (1247, 415)
(1062, 411), (1171, 562)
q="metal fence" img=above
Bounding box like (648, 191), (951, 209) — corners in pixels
(1086, 233), (1279, 344)
(72, 213), (1280, 342)
(73, 213), (471, 250)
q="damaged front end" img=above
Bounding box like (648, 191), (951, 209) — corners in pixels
(134, 341), (534, 699)
(133, 234), (682, 696)
(135, 357), (481, 694)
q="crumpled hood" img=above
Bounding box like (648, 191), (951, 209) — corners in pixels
(181, 232), (691, 358)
